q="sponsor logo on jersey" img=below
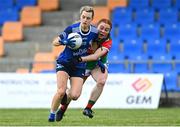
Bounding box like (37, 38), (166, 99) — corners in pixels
(73, 48), (87, 56)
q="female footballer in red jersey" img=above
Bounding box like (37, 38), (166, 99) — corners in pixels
(56, 19), (112, 120)
(82, 19), (112, 118)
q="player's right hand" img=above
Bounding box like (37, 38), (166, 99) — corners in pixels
(59, 37), (76, 48)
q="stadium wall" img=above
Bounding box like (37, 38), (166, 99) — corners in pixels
(0, 73), (163, 109)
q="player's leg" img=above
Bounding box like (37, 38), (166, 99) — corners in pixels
(68, 68), (86, 101)
(56, 77), (84, 121)
(69, 77), (84, 100)
(56, 69), (85, 121)
(83, 66), (108, 118)
(88, 66), (108, 102)
(56, 88), (71, 121)
(48, 71), (68, 122)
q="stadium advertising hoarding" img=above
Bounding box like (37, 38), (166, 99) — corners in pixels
(0, 73), (163, 109)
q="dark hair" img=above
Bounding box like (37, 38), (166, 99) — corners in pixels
(97, 19), (112, 30)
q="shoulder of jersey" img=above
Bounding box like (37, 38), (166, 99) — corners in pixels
(91, 24), (98, 34)
(71, 22), (80, 27)
(106, 38), (112, 44)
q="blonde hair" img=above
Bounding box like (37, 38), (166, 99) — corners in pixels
(80, 6), (94, 19)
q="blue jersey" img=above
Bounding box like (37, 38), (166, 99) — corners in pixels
(57, 22), (98, 69)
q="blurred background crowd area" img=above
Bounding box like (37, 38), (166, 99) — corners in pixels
(0, 0), (180, 92)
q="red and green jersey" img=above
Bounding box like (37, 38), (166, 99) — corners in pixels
(86, 39), (112, 70)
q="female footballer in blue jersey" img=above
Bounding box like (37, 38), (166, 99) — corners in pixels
(48, 6), (98, 122)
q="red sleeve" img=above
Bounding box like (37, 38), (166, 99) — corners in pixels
(101, 39), (112, 51)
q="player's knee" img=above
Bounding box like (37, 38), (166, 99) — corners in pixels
(69, 93), (80, 100)
(97, 78), (106, 87)
(56, 88), (66, 99)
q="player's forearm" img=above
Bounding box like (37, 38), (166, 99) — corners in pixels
(81, 48), (108, 62)
(81, 54), (99, 62)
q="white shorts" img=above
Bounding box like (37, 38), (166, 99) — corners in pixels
(85, 63), (108, 77)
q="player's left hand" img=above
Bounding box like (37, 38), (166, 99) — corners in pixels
(97, 60), (105, 73)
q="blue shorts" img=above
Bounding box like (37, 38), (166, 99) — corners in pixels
(56, 62), (85, 78)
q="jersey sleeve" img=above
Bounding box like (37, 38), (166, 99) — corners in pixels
(58, 26), (72, 40)
(101, 39), (112, 52)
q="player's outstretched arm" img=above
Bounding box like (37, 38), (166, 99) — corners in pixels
(81, 47), (108, 62)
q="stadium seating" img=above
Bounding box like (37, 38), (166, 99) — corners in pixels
(0, 8), (19, 26)
(163, 23), (180, 41)
(110, 27), (119, 42)
(140, 23), (160, 41)
(174, 0), (180, 9)
(123, 39), (143, 59)
(2, 21), (23, 41)
(146, 39), (167, 59)
(163, 71), (179, 91)
(15, 0), (37, 11)
(16, 68), (29, 73)
(40, 70), (56, 73)
(151, 54), (172, 61)
(134, 8), (155, 26)
(38, 0), (59, 11)
(108, 0), (180, 95)
(169, 41), (180, 59)
(107, 0), (127, 11)
(21, 6), (42, 26)
(128, 0), (150, 11)
(151, 0), (172, 11)
(128, 54), (148, 62)
(52, 45), (65, 58)
(108, 62), (129, 73)
(174, 62), (180, 73)
(0, 37), (4, 57)
(158, 8), (178, 25)
(108, 50), (124, 62)
(92, 6), (110, 24)
(117, 23), (137, 42)
(32, 52), (55, 73)
(151, 62), (173, 73)
(0, 0), (14, 11)
(169, 38), (180, 44)
(133, 62), (149, 73)
(111, 7), (132, 27)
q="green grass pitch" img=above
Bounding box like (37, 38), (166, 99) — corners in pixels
(0, 108), (180, 126)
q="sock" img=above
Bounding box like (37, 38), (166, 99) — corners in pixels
(61, 93), (67, 105)
(60, 103), (69, 112)
(85, 100), (95, 109)
(50, 110), (56, 114)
